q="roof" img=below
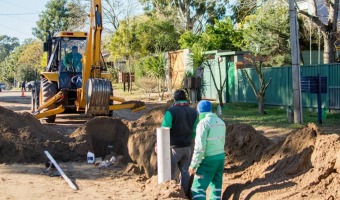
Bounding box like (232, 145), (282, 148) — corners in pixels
(54, 31), (88, 38)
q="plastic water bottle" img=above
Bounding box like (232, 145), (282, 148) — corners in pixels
(217, 105), (222, 116)
(87, 151), (95, 164)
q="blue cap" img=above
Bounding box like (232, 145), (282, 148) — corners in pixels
(197, 100), (212, 113)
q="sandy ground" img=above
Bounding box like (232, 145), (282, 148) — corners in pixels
(0, 163), (148, 200)
(0, 90), (339, 200)
(0, 91), (152, 200)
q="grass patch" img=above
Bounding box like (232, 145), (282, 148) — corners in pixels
(214, 102), (339, 130)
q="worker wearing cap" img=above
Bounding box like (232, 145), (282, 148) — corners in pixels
(160, 89), (198, 197)
(63, 46), (82, 72)
(189, 100), (226, 200)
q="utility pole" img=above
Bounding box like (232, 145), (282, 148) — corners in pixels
(289, 0), (303, 124)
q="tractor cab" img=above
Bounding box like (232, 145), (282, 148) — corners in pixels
(44, 32), (87, 89)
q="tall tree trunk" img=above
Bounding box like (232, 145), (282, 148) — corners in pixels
(258, 96), (265, 115)
(217, 89), (223, 107)
(323, 32), (336, 63)
(299, 0), (338, 64)
(185, 0), (192, 31)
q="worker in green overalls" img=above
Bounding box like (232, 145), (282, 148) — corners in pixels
(189, 100), (226, 200)
(63, 46), (82, 72)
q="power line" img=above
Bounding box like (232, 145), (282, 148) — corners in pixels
(0, 22), (32, 37)
(0, 12), (39, 16)
(1, 0), (40, 13)
(0, 13), (37, 23)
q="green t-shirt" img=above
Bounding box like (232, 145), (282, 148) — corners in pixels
(63, 52), (82, 72)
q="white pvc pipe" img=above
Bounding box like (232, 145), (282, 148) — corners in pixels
(157, 127), (171, 184)
(44, 151), (78, 190)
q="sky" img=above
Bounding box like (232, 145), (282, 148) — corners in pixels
(0, 0), (47, 43)
(0, 0), (145, 43)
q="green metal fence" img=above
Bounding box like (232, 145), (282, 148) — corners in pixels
(202, 63), (340, 110)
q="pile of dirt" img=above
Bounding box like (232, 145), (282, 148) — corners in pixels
(127, 103), (170, 178)
(224, 123), (274, 171)
(143, 176), (187, 200)
(0, 106), (72, 163)
(0, 107), (131, 164)
(70, 117), (131, 163)
(237, 124), (319, 181)
(223, 124), (340, 199)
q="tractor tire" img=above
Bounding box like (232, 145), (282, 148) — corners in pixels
(41, 78), (58, 123)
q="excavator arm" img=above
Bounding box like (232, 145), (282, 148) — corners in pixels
(109, 96), (146, 112)
(81, 0), (145, 116)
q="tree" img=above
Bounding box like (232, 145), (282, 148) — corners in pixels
(102, 0), (124, 31)
(242, 5), (291, 66)
(229, 0), (258, 23)
(205, 59), (227, 107)
(135, 53), (166, 99)
(135, 17), (181, 53)
(186, 44), (227, 106)
(241, 2), (318, 66)
(33, 0), (87, 41)
(108, 16), (181, 61)
(298, 0), (339, 63)
(108, 18), (141, 61)
(139, 0), (228, 33)
(242, 56), (272, 114)
(0, 35), (20, 62)
(0, 45), (25, 84)
(0, 40), (44, 84)
(17, 40), (44, 81)
(102, 0), (142, 32)
(109, 16), (180, 93)
(188, 44), (207, 73)
(179, 18), (243, 51)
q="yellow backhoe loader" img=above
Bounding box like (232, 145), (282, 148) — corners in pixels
(31, 0), (144, 122)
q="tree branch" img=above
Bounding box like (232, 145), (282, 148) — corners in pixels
(299, 10), (326, 30)
(205, 60), (220, 96)
(242, 69), (259, 99)
(331, 0), (339, 33)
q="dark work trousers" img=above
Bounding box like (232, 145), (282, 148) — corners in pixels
(171, 146), (192, 196)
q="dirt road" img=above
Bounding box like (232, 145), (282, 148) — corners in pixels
(0, 91), (154, 200)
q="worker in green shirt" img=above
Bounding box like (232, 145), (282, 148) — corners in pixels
(63, 46), (82, 72)
(189, 100), (226, 200)
(160, 89), (198, 197)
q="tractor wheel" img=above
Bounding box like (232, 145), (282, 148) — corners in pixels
(41, 78), (58, 123)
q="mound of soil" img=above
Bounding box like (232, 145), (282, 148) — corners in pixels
(225, 123), (274, 171)
(143, 176), (187, 200)
(70, 117), (131, 163)
(128, 132), (157, 178)
(0, 106), (71, 163)
(0, 107), (131, 164)
(223, 124), (340, 199)
(253, 124), (318, 180)
(127, 104), (170, 178)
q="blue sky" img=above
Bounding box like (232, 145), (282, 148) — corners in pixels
(0, 0), (145, 43)
(0, 0), (47, 43)
(0, 0), (233, 43)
